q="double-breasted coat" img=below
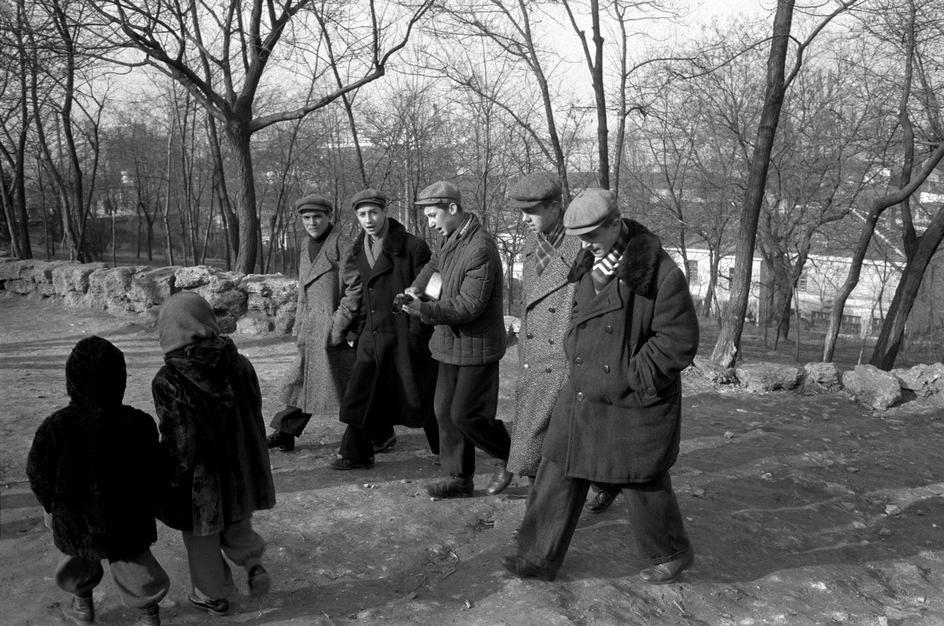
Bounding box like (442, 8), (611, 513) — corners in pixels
(542, 219), (699, 484)
(507, 234), (582, 477)
(282, 227), (360, 417)
(340, 218), (437, 428)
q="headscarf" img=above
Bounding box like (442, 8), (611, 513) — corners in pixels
(157, 291), (220, 354)
(66, 335), (127, 409)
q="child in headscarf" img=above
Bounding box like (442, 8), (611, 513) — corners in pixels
(151, 292), (276, 616)
(27, 336), (169, 626)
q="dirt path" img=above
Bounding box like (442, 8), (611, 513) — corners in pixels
(2, 292), (944, 624)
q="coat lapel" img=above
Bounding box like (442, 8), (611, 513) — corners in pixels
(525, 236), (581, 308)
(300, 232), (336, 288)
(570, 274), (625, 328)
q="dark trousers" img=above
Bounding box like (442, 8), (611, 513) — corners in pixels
(517, 457), (691, 574)
(181, 518), (265, 600)
(338, 421), (397, 461)
(269, 406), (311, 437)
(434, 362), (509, 477)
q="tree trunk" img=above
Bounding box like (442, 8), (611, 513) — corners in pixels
(226, 118), (258, 274)
(710, 0), (795, 367)
(869, 212), (944, 370)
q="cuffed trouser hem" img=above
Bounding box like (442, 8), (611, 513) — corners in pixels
(182, 518), (266, 600)
(55, 549), (169, 610)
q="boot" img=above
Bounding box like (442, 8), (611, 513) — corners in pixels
(62, 595), (94, 624)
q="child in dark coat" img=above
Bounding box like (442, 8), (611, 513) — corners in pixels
(151, 292), (276, 617)
(27, 336), (169, 626)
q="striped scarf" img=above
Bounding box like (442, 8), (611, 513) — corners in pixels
(534, 219), (565, 276)
(590, 222), (628, 292)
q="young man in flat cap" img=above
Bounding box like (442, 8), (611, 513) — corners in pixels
(400, 181), (512, 498)
(268, 193), (361, 452)
(504, 187), (699, 584)
(332, 188), (439, 470)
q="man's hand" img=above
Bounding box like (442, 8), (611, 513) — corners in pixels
(397, 288), (423, 317)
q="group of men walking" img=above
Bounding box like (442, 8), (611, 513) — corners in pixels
(268, 173), (699, 584)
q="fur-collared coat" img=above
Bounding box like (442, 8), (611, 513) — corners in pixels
(152, 337), (276, 535)
(281, 227), (360, 416)
(340, 218), (437, 428)
(507, 233), (582, 477)
(413, 213), (506, 366)
(27, 405), (161, 560)
(542, 219), (699, 483)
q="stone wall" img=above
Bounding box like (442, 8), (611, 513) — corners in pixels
(0, 257), (297, 336)
(3, 257), (942, 412)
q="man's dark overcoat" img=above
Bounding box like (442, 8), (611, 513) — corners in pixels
(340, 218), (437, 428)
(542, 219), (699, 483)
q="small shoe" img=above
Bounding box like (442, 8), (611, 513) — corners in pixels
(638, 549), (694, 585)
(187, 592), (230, 616)
(248, 564), (271, 597)
(501, 555), (556, 581)
(426, 476), (474, 499)
(486, 464), (513, 495)
(586, 485), (620, 513)
(372, 434), (397, 453)
(134, 604), (161, 626)
(62, 595), (94, 624)
(329, 456), (375, 470)
(267, 431), (295, 452)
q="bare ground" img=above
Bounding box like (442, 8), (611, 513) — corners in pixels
(2, 292), (944, 625)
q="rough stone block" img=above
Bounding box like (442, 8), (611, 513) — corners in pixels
(174, 265), (216, 289)
(736, 362), (802, 392)
(0, 259), (30, 281)
(802, 362), (843, 393)
(842, 364), (902, 411)
(892, 363), (944, 398)
(52, 262), (106, 295)
(692, 356), (738, 384)
(236, 314), (274, 335)
(129, 266), (179, 311)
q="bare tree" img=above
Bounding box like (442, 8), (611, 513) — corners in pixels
(90, 0), (433, 273)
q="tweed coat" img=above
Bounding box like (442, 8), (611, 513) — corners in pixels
(507, 233), (582, 477)
(152, 337), (276, 536)
(340, 218), (437, 428)
(281, 227), (360, 416)
(413, 213), (506, 366)
(542, 219), (699, 483)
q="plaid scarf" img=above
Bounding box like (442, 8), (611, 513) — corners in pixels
(534, 219), (565, 276)
(590, 222), (628, 292)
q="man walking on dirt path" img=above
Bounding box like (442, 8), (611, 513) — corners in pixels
(503, 188), (699, 584)
(400, 181), (512, 499)
(267, 193), (361, 453)
(332, 188), (439, 470)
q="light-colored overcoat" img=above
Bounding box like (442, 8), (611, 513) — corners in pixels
(507, 233), (581, 477)
(282, 228), (360, 417)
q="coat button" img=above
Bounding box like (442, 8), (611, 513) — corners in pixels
(527, 333), (534, 339)
(576, 391), (585, 402)
(523, 363), (529, 369)
(578, 322), (587, 329)
(603, 364), (610, 373)
(548, 306), (556, 313)
(605, 325), (613, 333)
(573, 301), (578, 307)
(575, 357), (583, 365)
(545, 367), (552, 373)
(548, 338), (554, 345)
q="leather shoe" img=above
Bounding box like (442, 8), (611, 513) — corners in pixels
(638, 549), (694, 584)
(586, 485), (620, 513)
(427, 476), (474, 499)
(486, 463), (513, 495)
(329, 456), (375, 470)
(372, 433), (397, 453)
(501, 555), (556, 581)
(267, 431), (295, 452)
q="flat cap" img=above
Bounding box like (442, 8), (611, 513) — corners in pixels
(350, 188), (388, 210)
(563, 188), (620, 236)
(295, 193), (333, 214)
(415, 181), (461, 206)
(507, 172), (561, 212)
